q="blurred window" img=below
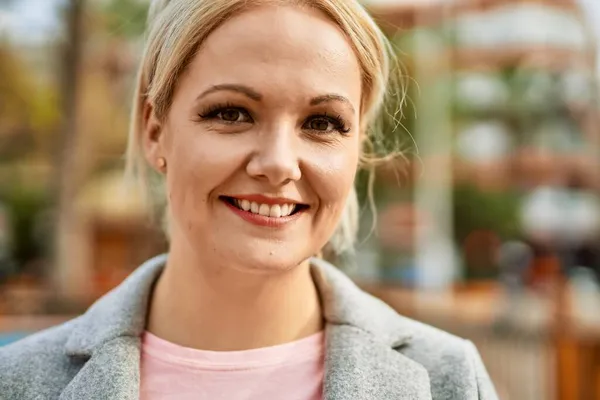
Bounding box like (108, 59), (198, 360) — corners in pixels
(456, 121), (513, 163)
(455, 72), (510, 111)
(453, 5), (586, 49)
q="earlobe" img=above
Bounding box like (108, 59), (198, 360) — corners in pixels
(156, 157), (167, 173)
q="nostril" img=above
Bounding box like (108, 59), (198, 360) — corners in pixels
(245, 154), (301, 185)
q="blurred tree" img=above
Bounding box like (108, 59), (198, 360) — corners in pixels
(67, 0), (150, 165)
(67, 0), (150, 164)
(0, 4), (60, 282)
(0, 44), (34, 161)
(52, 0), (150, 301)
(53, 0), (88, 302)
(0, 44), (60, 162)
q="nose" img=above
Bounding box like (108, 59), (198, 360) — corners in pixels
(246, 126), (302, 186)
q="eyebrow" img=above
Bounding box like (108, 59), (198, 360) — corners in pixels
(196, 84), (263, 101)
(197, 84), (356, 114)
(310, 94), (356, 115)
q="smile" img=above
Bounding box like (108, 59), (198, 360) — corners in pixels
(220, 196), (309, 226)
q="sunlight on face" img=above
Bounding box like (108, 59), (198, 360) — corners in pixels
(161, 5), (362, 272)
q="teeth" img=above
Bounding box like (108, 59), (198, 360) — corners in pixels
(241, 199), (250, 211)
(269, 204), (281, 218)
(232, 199), (299, 218)
(258, 204), (270, 216)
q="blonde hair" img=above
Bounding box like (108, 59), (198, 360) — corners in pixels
(126, 0), (405, 261)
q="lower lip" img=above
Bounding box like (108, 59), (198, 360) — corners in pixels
(223, 200), (304, 227)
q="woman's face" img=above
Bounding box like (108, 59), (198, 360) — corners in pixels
(148, 5), (362, 272)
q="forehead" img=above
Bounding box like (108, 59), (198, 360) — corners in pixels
(180, 5), (362, 106)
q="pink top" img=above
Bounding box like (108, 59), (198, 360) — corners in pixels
(140, 331), (325, 400)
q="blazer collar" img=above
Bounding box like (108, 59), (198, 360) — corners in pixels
(310, 257), (414, 347)
(310, 258), (431, 399)
(65, 254), (167, 357)
(63, 254), (431, 400)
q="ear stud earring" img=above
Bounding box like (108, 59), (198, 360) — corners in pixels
(157, 157), (167, 171)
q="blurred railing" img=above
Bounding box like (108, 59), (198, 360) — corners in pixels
(361, 281), (600, 400)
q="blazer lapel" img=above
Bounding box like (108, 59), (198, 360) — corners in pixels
(60, 336), (141, 400)
(311, 258), (433, 400)
(61, 255), (168, 400)
(323, 324), (432, 400)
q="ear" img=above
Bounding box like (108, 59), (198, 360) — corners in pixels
(141, 101), (166, 172)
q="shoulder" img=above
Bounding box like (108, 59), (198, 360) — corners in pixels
(395, 316), (498, 399)
(0, 318), (80, 399)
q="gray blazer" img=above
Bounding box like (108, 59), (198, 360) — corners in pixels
(0, 255), (498, 399)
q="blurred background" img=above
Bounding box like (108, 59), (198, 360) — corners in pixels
(1, 0), (600, 398)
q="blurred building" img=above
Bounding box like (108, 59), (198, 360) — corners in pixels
(357, 1), (600, 399)
(357, 0), (600, 284)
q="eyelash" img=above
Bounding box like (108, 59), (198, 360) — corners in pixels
(198, 102), (248, 120)
(197, 104), (351, 134)
(310, 113), (351, 134)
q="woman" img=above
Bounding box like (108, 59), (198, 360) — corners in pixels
(0, 0), (498, 399)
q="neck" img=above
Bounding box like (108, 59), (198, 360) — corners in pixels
(146, 248), (324, 351)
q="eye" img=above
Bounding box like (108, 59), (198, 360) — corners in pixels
(218, 109), (246, 122)
(303, 114), (350, 134)
(307, 119), (331, 131)
(198, 104), (253, 124)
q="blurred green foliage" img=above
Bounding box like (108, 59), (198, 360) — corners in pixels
(102, 0), (149, 39)
(453, 185), (521, 243)
(0, 44), (60, 162)
(0, 180), (49, 274)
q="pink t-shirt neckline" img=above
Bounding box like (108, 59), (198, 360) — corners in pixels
(140, 330), (325, 399)
(141, 330), (325, 371)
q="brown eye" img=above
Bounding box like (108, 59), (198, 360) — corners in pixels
(219, 109), (243, 122)
(308, 119), (331, 131)
(198, 104), (253, 125)
(303, 114), (350, 134)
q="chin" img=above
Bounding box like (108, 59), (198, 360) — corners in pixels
(171, 222), (320, 275)
(223, 241), (313, 275)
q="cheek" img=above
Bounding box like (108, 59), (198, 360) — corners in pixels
(163, 126), (244, 219)
(304, 139), (359, 210)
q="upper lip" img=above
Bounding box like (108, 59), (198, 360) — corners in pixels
(224, 194), (306, 206)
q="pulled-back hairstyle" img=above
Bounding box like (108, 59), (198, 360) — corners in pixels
(125, 0), (405, 262)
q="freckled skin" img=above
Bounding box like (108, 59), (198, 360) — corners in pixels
(146, 5), (362, 274)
